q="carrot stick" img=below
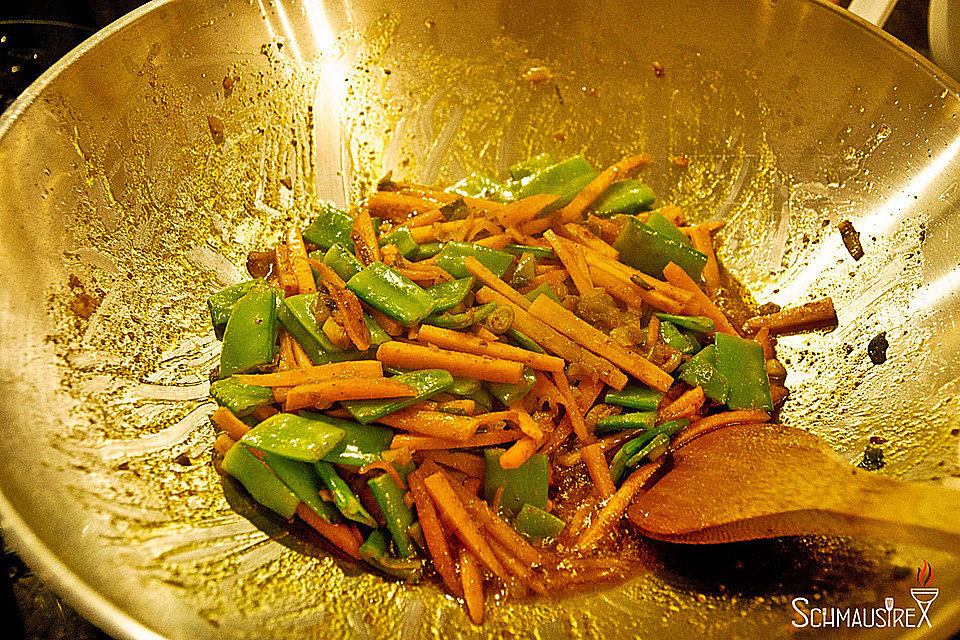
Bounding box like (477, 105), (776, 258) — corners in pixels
(288, 336), (314, 368)
(557, 154), (654, 224)
(234, 361), (384, 387)
(274, 243), (299, 296)
(473, 234), (511, 249)
(588, 265), (685, 315)
(499, 436), (539, 469)
(447, 479), (542, 567)
(488, 539), (543, 595)
(426, 451), (485, 477)
(528, 294), (674, 392)
(365, 307), (405, 336)
(507, 402), (544, 443)
(552, 370), (591, 442)
(211, 407), (252, 441)
(474, 411), (519, 425)
(522, 269), (569, 292)
(557, 223), (619, 259)
(458, 546), (485, 624)
(558, 428), (645, 466)
(366, 192), (439, 222)
(250, 405), (279, 421)
(646, 316), (660, 352)
(285, 377), (417, 411)
(573, 458), (664, 550)
(581, 442), (616, 500)
(376, 408), (480, 441)
(287, 228), (318, 295)
(309, 258), (371, 351)
(417, 325), (565, 372)
(296, 503), (361, 559)
(754, 326), (775, 360)
(352, 207), (381, 265)
(400, 207), (445, 229)
(672, 410), (771, 450)
(576, 376), (606, 413)
(499, 193), (561, 226)
(391, 430), (523, 451)
(213, 432), (236, 456)
(462, 256), (530, 310)
(741, 298), (839, 336)
(543, 230), (593, 294)
(423, 471), (509, 581)
(277, 329), (297, 371)
(397, 186), (507, 214)
(376, 341), (524, 384)
(662, 262), (740, 336)
(657, 386), (706, 423)
(538, 414), (574, 456)
(581, 248), (692, 302)
(475, 287), (628, 390)
(689, 224), (720, 296)
(407, 470), (461, 596)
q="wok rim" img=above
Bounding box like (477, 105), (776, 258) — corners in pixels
(0, 0), (958, 638)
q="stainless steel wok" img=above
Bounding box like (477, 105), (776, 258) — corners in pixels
(2, 0), (960, 637)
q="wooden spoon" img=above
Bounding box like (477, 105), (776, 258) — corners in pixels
(627, 423), (960, 549)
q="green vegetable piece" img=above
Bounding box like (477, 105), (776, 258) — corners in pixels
(613, 217), (708, 279)
(591, 179), (656, 217)
(322, 243), (363, 282)
(298, 411), (393, 466)
(594, 411), (656, 434)
(208, 279), (261, 339)
(313, 461), (377, 526)
(446, 377), (495, 411)
(503, 244), (555, 259)
(368, 473), (417, 558)
(422, 301), (498, 330)
(303, 203), (354, 250)
(483, 449), (548, 516)
(222, 444), (300, 519)
(425, 277), (475, 312)
(505, 328), (546, 354)
(219, 282), (279, 378)
(359, 529), (423, 581)
(517, 156), (597, 204)
(608, 420), (688, 484)
(523, 283), (560, 304)
(410, 241), (444, 260)
(363, 313), (391, 347)
(509, 153), (555, 182)
(259, 451), (340, 522)
(513, 503), (566, 540)
(653, 313), (715, 333)
(379, 227), (419, 258)
(277, 293), (340, 362)
(605, 384), (664, 411)
(487, 367), (536, 407)
(677, 345), (729, 404)
(346, 262), (437, 326)
(646, 211), (691, 245)
(714, 333), (774, 411)
(434, 242), (515, 280)
(659, 321), (698, 354)
(450, 172), (512, 201)
(343, 369), (455, 424)
(209, 377), (274, 418)
(240, 413), (345, 462)
(621, 434), (671, 474)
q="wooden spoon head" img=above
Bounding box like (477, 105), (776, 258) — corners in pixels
(627, 423), (876, 544)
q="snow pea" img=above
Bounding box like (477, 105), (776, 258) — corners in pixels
(302, 203), (354, 250)
(313, 461), (377, 526)
(517, 156), (597, 210)
(434, 242), (515, 280)
(646, 211), (690, 245)
(483, 448), (548, 516)
(513, 503), (566, 540)
(410, 241), (444, 260)
(343, 369), (455, 424)
(487, 366), (536, 407)
(221, 444), (300, 519)
(510, 252), (537, 288)
(659, 321), (699, 354)
(358, 529), (423, 581)
(653, 313), (715, 333)
(523, 283), (560, 304)
(209, 377), (274, 418)
(379, 227), (419, 258)
(322, 243), (363, 282)
(594, 411), (656, 434)
(259, 451), (340, 522)
(424, 277), (475, 312)
(605, 384), (664, 411)
(591, 179), (656, 217)
(613, 217), (707, 279)
(299, 411), (393, 466)
(240, 413), (345, 462)
(714, 333), (773, 411)
(422, 301), (498, 330)
(677, 345), (728, 404)
(609, 420), (688, 484)
(219, 282), (279, 378)
(207, 279), (262, 339)
(503, 244), (555, 259)
(277, 293), (340, 362)
(368, 473), (417, 558)
(346, 262), (437, 326)
(505, 328), (546, 354)
(447, 377), (495, 411)
(509, 152), (555, 182)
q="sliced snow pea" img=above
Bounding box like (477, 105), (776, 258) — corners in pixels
(487, 366), (536, 407)
(297, 411), (393, 466)
(505, 328), (546, 354)
(434, 242), (515, 280)
(483, 448), (548, 516)
(208, 279), (262, 339)
(313, 460), (377, 526)
(368, 473), (417, 558)
(609, 420), (688, 484)
(219, 282), (279, 378)
(653, 313), (715, 333)
(715, 333), (773, 411)
(659, 321), (699, 354)
(646, 211), (691, 245)
(302, 203), (354, 250)
(410, 241), (444, 260)
(513, 503), (566, 540)
(509, 152), (555, 182)
(677, 345), (728, 403)
(322, 243), (363, 282)
(221, 444), (299, 519)
(277, 293), (340, 361)
(591, 179), (656, 217)
(359, 529), (423, 581)
(605, 384), (663, 411)
(594, 411), (656, 434)
(346, 262), (437, 326)
(422, 301), (498, 330)
(379, 227), (419, 258)
(343, 369), (455, 424)
(524, 283), (561, 304)
(424, 277), (475, 312)
(613, 217), (707, 279)
(503, 244), (555, 259)
(517, 156), (597, 209)
(259, 451), (340, 522)
(209, 377), (274, 418)
(240, 413), (345, 462)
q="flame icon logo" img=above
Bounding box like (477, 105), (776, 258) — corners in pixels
(917, 558), (934, 588)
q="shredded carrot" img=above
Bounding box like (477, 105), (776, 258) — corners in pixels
(423, 471), (509, 581)
(573, 458), (664, 550)
(754, 326), (775, 360)
(528, 294), (674, 392)
(507, 402), (544, 443)
(357, 461), (408, 489)
(213, 432), (236, 456)
(417, 325), (565, 372)
(462, 255), (531, 310)
(366, 192), (439, 222)
(552, 369), (592, 443)
(522, 269), (569, 292)
(543, 230), (593, 294)
(272, 386), (291, 403)
(400, 207), (445, 229)
(588, 264), (683, 315)
(662, 262), (740, 336)
(576, 377), (606, 413)
(377, 408), (480, 441)
(488, 538), (545, 596)
(581, 442), (616, 500)
(436, 398), (476, 415)
(352, 207), (381, 265)
(289, 337), (314, 368)
(474, 410), (519, 425)
(296, 503), (361, 559)
(539, 414), (574, 456)
(447, 479), (542, 567)
(499, 436), (539, 469)
(558, 223), (619, 259)
(366, 307), (405, 336)
(459, 546), (485, 624)
(284, 377), (417, 411)
(286, 228), (318, 295)
(398, 186), (507, 214)
(472, 234), (511, 249)
(407, 470), (461, 596)
(391, 430), (523, 451)
(376, 341), (525, 384)
(250, 405), (279, 421)
(657, 386), (706, 423)
(211, 407), (251, 441)
(471, 324), (500, 342)
(499, 193), (561, 226)
(277, 329), (298, 371)
(672, 410), (771, 450)
(235, 361), (383, 387)
(741, 298), (838, 336)
(274, 243), (299, 296)
(309, 258), (371, 351)
(646, 316), (660, 352)
(426, 451), (485, 477)
(557, 154), (654, 224)
(688, 224), (720, 296)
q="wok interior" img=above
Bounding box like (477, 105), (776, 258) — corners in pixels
(1, 0), (960, 637)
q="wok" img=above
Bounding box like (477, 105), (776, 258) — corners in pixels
(1, 0), (959, 637)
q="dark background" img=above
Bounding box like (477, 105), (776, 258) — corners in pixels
(0, 0), (943, 639)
